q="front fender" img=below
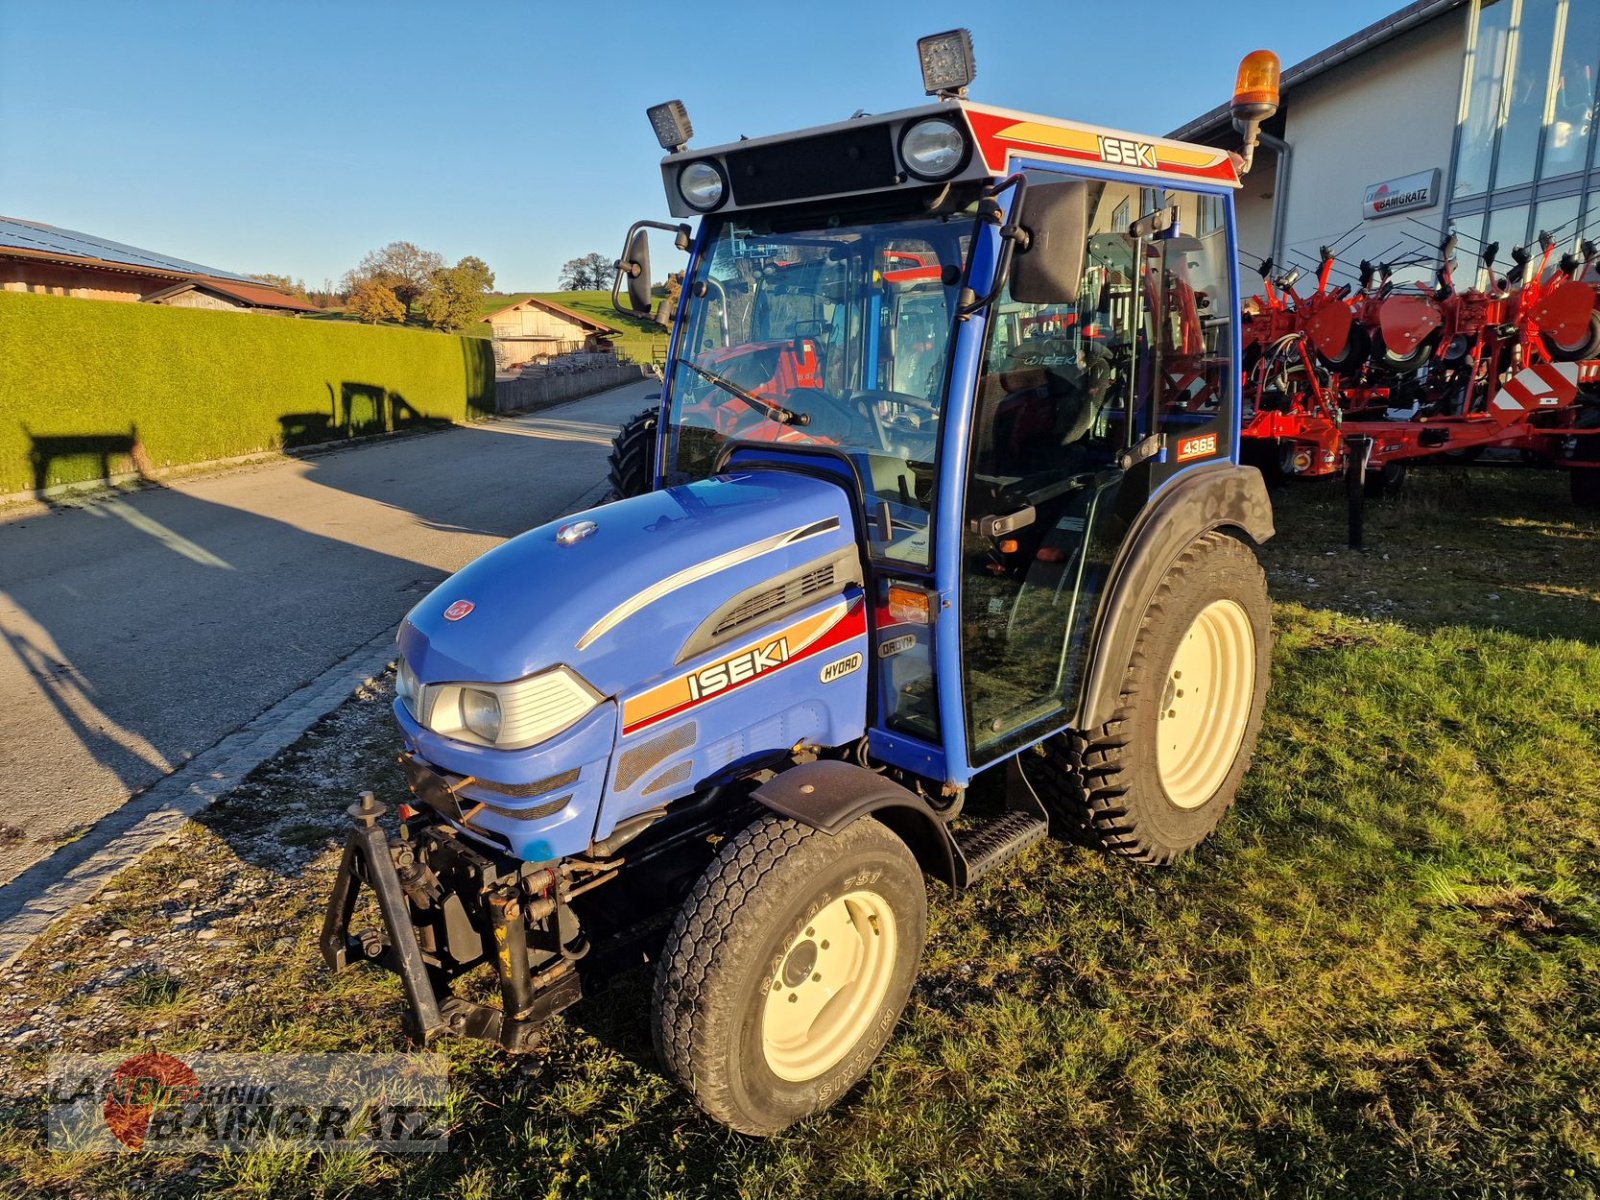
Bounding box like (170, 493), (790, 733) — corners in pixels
(751, 759), (956, 886)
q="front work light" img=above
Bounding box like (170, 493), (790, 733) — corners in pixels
(647, 100), (694, 153)
(900, 118), (967, 179)
(678, 160), (726, 210)
(917, 28), (976, 97)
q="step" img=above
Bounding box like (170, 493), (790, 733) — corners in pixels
(952, 810), (1049, 887)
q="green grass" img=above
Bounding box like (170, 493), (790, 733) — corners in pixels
(0, 468), (1596, 1197)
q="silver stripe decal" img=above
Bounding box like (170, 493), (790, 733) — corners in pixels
(576, 517), (841, 651)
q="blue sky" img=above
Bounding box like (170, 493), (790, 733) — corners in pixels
(1, 0), (1406, 291)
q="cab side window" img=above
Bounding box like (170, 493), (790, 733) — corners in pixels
(1150, 188), (1234, 458)
(959, 178), (1145, 760)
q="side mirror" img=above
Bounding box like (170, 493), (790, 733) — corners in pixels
(1010, 180), (1088, 305)
(612, 220), (694, 318)
(620, 227), (652, 315)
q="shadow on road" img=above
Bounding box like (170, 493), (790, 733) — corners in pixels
(0, 386), (644, 891)
(23, 424), (153, 500)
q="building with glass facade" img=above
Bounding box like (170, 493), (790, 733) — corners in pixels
(1175, 0), (1600, 292)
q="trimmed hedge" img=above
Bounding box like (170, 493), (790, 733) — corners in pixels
(0, 291), (495, 495)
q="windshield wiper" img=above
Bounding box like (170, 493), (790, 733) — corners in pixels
(681, 360), (809, 427)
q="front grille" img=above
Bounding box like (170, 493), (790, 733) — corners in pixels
(642, 761), (693, 796)
(476, 768), (580, 799)
(471, 793), (571, 822)
(727, 125), (897, 207)
(616, 722), (698, 791)
(711, 564), (836, 638)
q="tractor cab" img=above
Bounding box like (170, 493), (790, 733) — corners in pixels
(616, 67), (1255, 786)
(326, 31), (1283, 1139)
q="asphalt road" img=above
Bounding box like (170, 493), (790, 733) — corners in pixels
(0, 379), (655, 886)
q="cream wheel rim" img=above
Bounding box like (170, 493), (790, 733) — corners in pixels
(761, 890), (898, 1083)
(1156, 598), (1256, 810)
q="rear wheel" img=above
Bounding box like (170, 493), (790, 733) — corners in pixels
(653, 813), (927, 1135)
(1372, 330), (1436, 374)
(605, 406), (659, 500)
(1544, 310), (1600, 362)
(1035, 532), (1271, 864)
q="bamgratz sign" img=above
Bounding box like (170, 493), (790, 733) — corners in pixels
(1362, 169), (1440, 220)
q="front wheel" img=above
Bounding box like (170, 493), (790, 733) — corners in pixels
(1035, 532), (1272, 864)
(653, 814), (927, 1136)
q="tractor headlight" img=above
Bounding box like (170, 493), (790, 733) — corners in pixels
(395, 656), (421, 718)
(459, 688), (503, 744)
(678, 160), (726, 211)
(899, 118), (967, 180)
(403, 664), (603, 750)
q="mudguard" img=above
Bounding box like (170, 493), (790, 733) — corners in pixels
(751, 759), (957, 886)
(1075, 462), (1274, 732)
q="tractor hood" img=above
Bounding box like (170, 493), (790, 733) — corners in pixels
(397, 470), (859, 699)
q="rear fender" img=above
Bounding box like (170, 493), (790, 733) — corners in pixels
(1076, 463), (1274, 731)
(751, 759), (956, 887)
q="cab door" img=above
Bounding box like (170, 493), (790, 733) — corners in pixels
(956, 174), (1237, 768)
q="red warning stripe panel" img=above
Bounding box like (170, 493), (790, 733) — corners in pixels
(1578, 360), (1600, 385)
(1493, 363), (1580, 414)
(965, 108), (1241, 187)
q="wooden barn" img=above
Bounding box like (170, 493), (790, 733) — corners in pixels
(482, 296), (621, 369)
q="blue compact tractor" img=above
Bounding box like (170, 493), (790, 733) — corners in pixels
(325, 33), (1284, 1135)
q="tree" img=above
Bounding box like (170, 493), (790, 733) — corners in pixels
(348, 278), (405, 324)
(455, 255), (495, 293)
(352, 241), (445, 308)
(251, 273), (309, 300)
(423, 265), (485, 332)
(558, 251), (614, 292)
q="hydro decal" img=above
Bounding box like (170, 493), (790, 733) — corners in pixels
(878, 633), (917, 659)
(1176, 432), (1219, 462)
(820, 652), (863, 683)
(621, 599), (866, 734)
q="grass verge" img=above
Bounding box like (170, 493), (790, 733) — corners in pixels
(0, 466), (1596, 1198)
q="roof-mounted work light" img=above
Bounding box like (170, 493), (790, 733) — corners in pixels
(647, 100), (694, 153)
(918, 29), (976, 98)
(1229, 49), (1280, 176)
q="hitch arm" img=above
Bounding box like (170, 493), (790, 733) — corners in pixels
(320, 792), (448, 1043)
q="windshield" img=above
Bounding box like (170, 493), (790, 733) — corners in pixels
(665, 201), (977, 566)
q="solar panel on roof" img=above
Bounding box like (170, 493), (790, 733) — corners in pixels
(0, 216), (256, 283)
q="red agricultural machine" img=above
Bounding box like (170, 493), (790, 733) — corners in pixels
(1237, 220), (1600, 533)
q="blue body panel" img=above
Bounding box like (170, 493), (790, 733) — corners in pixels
(395, 701), (616, 861)
(396, 469), (868, 862)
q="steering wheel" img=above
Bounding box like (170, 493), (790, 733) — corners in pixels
(782, 387), (883, 447)
(849, 388), (938, 418)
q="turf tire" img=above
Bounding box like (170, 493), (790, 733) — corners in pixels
(652, 813), (927, 1136)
